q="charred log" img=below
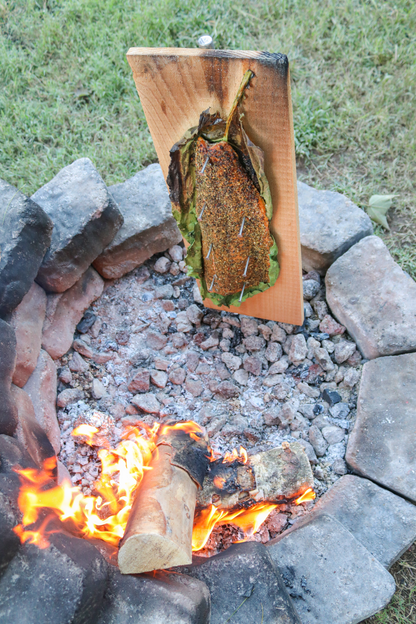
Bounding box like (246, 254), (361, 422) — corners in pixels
(197, 442), (313, 510)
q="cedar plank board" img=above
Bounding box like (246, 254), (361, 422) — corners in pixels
(126, 47), (303, 325)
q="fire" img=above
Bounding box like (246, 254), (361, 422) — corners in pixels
(222, 446), (248, 464)
(206, 448), (221, 462)
(13, 419), (315, 555)
(159, 420), (203, 442)
(192, 502), (277, 551)
(72, 424), (100, 446)
(213, 476), (226, 489)
(13, 515), (60, 549)
(294, 487), (316, 505)
(13, 422), (159, 548)
(191, 487), (316, 552)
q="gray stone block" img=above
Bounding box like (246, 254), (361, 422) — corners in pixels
(96, 565), (210, 624)
(312, 475), (416, 568)
(180, 541), (300, 624)
(41, 267), (104, 359)
(0, 531), (109, 624)
(0, 179), (53, 317)
(0, 490), (20, 578)
(0, 434), (41, 506)
(346, 353), (416, 503)
(23, 349), (59, 454)
(0, 319), (18, 436)
(33, 158), (123, 292)
(298, 181), (373, 275)
(11, 384), (55, 469)
(93, 164), (182, 279)
(326, 235), (416, 359)
(10, 282), (47, 387)
(267, 514), (395, 624)
(0, 434), (36, 474)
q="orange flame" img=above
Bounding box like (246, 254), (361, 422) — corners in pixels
(14, 418), (315, 554)
(13, 514), (59, 549)
(223, 446), (248, 464)
(213, 476), (226, 489)
(72, 424), (100, 446)
(192, 502), (277, 551)
(206, 448), (221, 462)
(159, 420), (203, 442)
(13, 423), (159, 548)
(294, 488), (316, 505)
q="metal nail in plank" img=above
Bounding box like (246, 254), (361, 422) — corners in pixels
(198, 203), (206, 221)
(238, 216), (245, 237)
(239, 282), (247, 302)
(205, 243), (213, 259)
(243, 257), (250, 277)
(200, 156), (209, 175)
(209, 275), (216, 291)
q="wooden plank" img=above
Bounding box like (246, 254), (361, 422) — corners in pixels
(127, 47), (303, 325)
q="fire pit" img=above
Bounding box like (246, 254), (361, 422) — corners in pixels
(1, 162), (416, 624)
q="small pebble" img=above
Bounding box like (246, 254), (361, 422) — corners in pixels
(322, 389), (342, 406)
(154, 257), (171, 273)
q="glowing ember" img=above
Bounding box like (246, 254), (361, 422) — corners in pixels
(213, 476), (226, 489)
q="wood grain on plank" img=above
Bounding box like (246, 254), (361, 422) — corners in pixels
(127, 47), (303, 325)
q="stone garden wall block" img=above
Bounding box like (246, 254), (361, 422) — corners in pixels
(0, 319), (18, 436)
(0, 434), (38, 508)
(312, 475), (416, 568)
(298, 181), (373, 275)
(0, 434), (35, 474)
(0, 531), (109, 624)
(93, 164), (182, 279)
(0, 179), (53, 318)
(11, 384), (55, 470)
(42, 267), (104, 359)
(23, 349), (60, 453)
(33, 158), (123, 293)
(267, 514), (395, 624)
(96, 565), (211, 624)
(180, 541), (300, 624)
(346, 353), (416, 503)
(326, 235), (416, 358)
(0, 489), (20, 578)
(10, 282), (47, 387)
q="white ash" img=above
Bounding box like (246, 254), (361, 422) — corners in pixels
(56, 248), (363, 520)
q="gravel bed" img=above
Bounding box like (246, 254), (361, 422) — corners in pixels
(56, 244), (364, 547)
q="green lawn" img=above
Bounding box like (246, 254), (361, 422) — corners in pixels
(1, 1), (416, 620)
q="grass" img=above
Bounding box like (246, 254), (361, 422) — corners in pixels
(364, 542), (416, 624)
(1, 0), (415, 276)
(1, 1), (415, 620)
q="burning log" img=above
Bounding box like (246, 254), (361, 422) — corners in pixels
(197, 442), (314, 510)
(118, 424), (209, 574)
